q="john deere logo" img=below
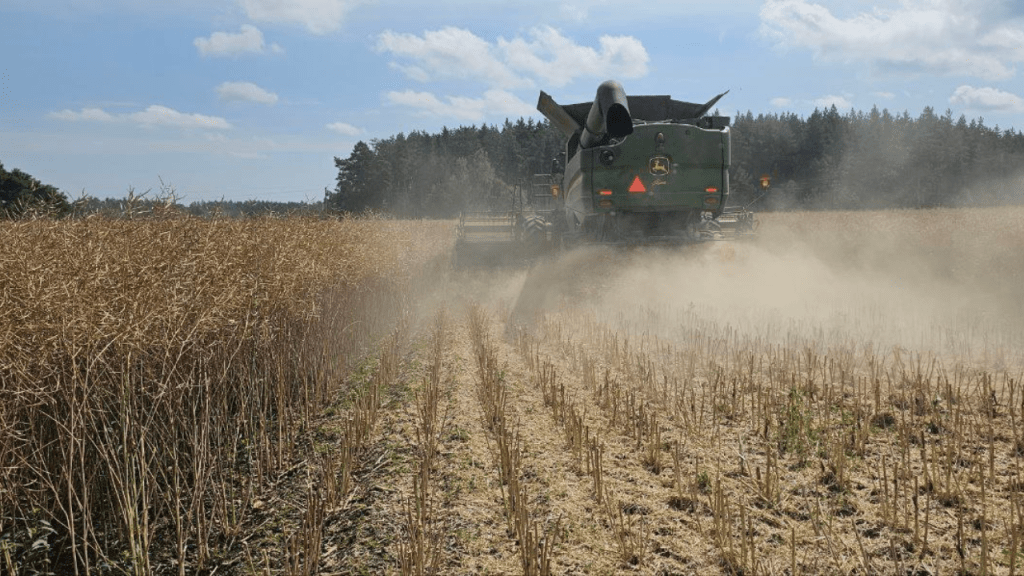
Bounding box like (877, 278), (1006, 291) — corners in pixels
(649, 156), (670, 176)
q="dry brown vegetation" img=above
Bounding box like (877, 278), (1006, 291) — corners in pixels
(0, 214), (450, 574)
(3, 206), (1024, 575)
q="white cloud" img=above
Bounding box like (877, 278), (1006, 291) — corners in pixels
(813, 94), (853, 109)
(195, 25), (280, 57)
(559, 3), (589, 23)
(760, 0), (1024, 80)
(377, 26), (649, 89)
(216, 81), (279, 104)
(326, 122), (362, 136)
(49, 108), (115, 121)
(979, 26), (1024, 60)
(385, 90), (449, 115)
(378, 27), (528, 89)
(498, 27), (649, 88)
(767, 94), (860, 110)
(949, 85), (1024, 112)
(385, 89), (535, 122)
(387, 62), (430, 82)
(129, 106), (232, 129)
(872, 91), (895, 100)
(240, 0), (361, 35)
(49, 105), (231, 129)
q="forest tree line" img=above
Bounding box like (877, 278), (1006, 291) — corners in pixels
(0, 164), (323, 219)
(4, 103), (1023, 220)
(329, 105), (1024, 215)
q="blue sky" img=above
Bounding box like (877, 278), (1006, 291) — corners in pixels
(1, 0), (1022, 203)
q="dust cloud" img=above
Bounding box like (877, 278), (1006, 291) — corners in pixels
(488, 208), (1024, 370)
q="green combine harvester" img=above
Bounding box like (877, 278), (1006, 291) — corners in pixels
(455, 80), (762, 267)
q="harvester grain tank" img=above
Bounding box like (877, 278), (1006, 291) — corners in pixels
(454, 80), (758, 266)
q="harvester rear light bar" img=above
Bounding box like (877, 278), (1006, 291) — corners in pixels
(705, 187), (718, 193)
(598, 189), (613, 196)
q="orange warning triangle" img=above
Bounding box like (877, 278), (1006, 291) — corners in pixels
(628, 175), (646, 193)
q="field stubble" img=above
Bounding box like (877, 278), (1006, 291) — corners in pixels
(490, 206), (1024, 574)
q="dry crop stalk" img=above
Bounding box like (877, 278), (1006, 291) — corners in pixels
(285, 485), (326, 576)
(0, 215), (448, 573)
(399, 309), (448, 575)
(603, 496), (648, 567)
(469, 308), (559, 573)
(1010, 495), (1021, 576)
(587, 436), (605, 504)
(398, 473), (444, 576)
(641, 411), (663, 474)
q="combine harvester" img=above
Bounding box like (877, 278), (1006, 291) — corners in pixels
(455, 80), (766, 267)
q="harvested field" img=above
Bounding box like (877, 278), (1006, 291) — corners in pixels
(3, 207), (1024, 575)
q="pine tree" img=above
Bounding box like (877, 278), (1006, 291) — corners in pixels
(0, 162), (70, 218)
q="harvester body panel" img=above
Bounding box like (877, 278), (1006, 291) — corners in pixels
(577, 123), (730, 215)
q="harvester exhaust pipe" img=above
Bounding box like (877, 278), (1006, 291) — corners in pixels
(580, 80), (633, 149)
